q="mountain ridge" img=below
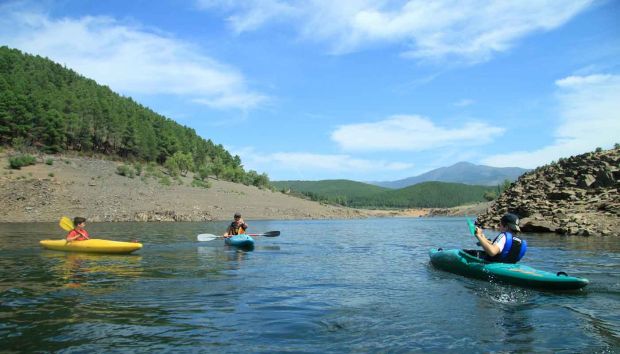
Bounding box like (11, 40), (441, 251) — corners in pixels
(369, 161), (529, 188)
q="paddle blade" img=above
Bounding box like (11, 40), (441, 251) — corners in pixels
(197, 234), (219, 242)
(247, 231), (280, 237)
(59, 216), (74, 231)
(466, 218), (476, 237)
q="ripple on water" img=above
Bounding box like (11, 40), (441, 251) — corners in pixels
(0, 219), (619, 353)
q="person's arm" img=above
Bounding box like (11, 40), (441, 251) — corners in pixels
(223, 225), (231, 237)
(67, 229), (89, 241)
(475, 227), (500, 257)
(66, 230), (79, 241)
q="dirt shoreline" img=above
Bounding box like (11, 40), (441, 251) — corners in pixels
(1, 152), (488, 223)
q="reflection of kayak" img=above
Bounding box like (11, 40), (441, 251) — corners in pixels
(40, 239), (143, 254)
(429, 248), (589, 290)
(224, 234), (255, 249)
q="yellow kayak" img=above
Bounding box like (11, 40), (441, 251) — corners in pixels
(40, 239), (143, 254)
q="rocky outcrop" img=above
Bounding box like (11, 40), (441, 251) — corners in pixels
(477, 147), (620, 236)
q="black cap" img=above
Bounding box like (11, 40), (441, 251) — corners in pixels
(500, 213), (521, 232)
(234, 212), (241, 217)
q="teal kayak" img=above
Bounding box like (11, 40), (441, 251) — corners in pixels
(429, 248), (589, 290)
(225, 234), (255, 249)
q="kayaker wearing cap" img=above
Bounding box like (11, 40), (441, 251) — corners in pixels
(224, 212), (248, 238)
(474, 213), (527, 263)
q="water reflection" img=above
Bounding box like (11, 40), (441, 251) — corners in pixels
(42, 251), (143, 289)
(498, 303), (536, 351)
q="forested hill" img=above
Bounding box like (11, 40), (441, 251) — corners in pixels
(272, 180), (389, 205)
(0, 46), (268, 186)
(272, 179), (499, 208)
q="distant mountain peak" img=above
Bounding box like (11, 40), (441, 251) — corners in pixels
(370, 161), (529, 189)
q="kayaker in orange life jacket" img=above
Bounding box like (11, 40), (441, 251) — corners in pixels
(66, 216), (90, 241)
(223, 212), (248, 238)
(474, 213), (527, 263)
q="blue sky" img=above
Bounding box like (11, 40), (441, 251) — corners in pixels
(1, 0), (619, 181)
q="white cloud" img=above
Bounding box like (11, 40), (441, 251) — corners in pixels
(454, 99), (475, 107)
(230, 147), (414, 180)
(481, 74), (620, 168)
(331, 115), (504, 151)
(0, 4), (267, 110)
(197, 0), (297, 34)
(198, 0), (593, 63)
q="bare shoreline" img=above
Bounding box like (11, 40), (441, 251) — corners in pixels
(1, 152), (487, 223)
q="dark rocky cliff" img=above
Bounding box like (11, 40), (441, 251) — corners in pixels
(477, 147), (619, 236)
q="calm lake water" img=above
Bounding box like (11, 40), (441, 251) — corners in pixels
(1, 218), (619, 353)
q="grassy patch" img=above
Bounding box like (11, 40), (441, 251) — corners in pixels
(159, 176), (171, 186)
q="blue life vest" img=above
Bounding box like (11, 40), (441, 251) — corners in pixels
(490, 232), (527, 263)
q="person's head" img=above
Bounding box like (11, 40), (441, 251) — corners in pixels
(73, 216), (86, 228)
(234, 212), (242, 221)
(500, 213), (520, 233)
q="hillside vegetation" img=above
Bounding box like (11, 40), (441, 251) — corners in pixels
(0, 46), (268, 187)
(272, 179), (388, 205)
(272, 179), (499, 208)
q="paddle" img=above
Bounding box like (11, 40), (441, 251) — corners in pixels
(59, 216), (74, 232)
(247, 231), (280, 237)
(197, 231), (280, 242)
(466, 218), (476, 237)
(197, 233), (219, 242)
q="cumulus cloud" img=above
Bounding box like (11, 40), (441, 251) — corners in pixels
(198, 0), (592, 63)
(230, 147), (414, 180)
(481, 74), (620, 168)
(331, 115), (504, 152)
(0, 3), (267, 110)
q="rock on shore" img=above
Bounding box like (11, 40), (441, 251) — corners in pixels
(477, 147), (620, 236)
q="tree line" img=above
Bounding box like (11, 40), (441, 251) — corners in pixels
(272, 179), (503, 208)
(0, 46), (269, 188)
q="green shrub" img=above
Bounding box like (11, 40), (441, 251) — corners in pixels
(615, 143), (619, 149)
(483, 191), (497, 201)
(48, 172), (54, 177)
(116, 164), (135, 178)
(595, 147), (603, 153)
(11, 137), (26, 151)
(45, 158), (54, 165)
(159, 176), (171, 186)
(196, 166), (211, 181)
(133, 163), (143, 176)
(9, 154), (37, 169)
(192, 179), (212, 189)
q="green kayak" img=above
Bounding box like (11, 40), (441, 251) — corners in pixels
(429, 248), (589, 290)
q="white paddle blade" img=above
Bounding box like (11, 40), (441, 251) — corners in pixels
(197, 233), (219, 242)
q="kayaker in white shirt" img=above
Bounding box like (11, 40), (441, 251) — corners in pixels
(475, 213), (527, 263)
